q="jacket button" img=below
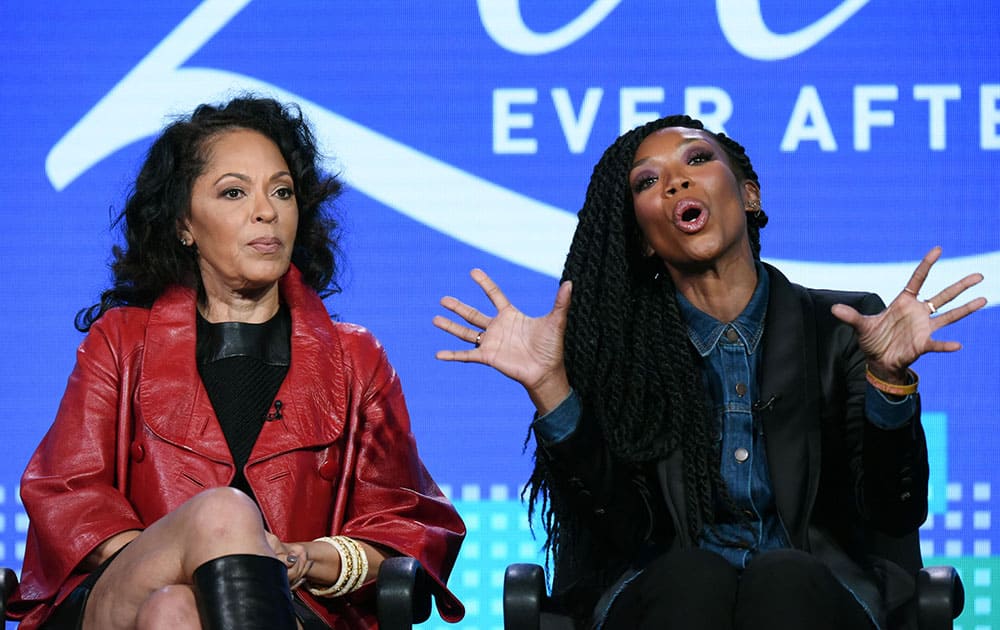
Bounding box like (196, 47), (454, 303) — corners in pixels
(318, 458), (338, 480)
(130, 441), (145, 462)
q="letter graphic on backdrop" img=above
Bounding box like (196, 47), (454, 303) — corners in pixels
(477, 0), (624, 55)
(914, 84), (962, 151)
(717, 0), (871, 61)
(781, 86), (838, 151)
(479, 0), (871, 61)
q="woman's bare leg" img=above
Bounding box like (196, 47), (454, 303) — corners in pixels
(134, 585), (200, 630)
(82, 487), (277, 630)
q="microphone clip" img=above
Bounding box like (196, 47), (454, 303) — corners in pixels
(752, 394), (778, 412)
(266, 399), (283, 421)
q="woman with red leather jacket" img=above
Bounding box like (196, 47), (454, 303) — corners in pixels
(9, 97), (465, 630)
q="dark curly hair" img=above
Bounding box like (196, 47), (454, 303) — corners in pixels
(527, 115), (769, 604)
(76, 96), (342, 331)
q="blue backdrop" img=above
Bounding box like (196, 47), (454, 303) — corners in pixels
(2, 2), (998, 628)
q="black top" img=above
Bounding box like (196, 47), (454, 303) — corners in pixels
(196, 306), (290, 500)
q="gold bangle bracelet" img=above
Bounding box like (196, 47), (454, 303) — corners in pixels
(865, 366), (918, 397)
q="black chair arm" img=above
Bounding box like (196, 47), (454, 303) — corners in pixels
(376, 556), (432, 630)
(916, 565), (964, 630)
(503, 562), (546, 630)
(2, 566), (18, 621)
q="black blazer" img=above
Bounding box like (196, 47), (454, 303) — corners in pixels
(541, 263), (930, 628)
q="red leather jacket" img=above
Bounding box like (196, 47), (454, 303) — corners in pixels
(10, 267), (465, 628)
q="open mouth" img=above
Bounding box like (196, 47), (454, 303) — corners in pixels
(673, 199), (709, 233)
(681, 207), (702, 223)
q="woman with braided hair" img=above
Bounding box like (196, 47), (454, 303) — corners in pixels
(435, 114), (985, 629)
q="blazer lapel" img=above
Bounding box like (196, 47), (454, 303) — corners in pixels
(758, 264), (823, 549)
(139, 284), (233, 463)
(138, 270), (349, 468)
(657, 450), (695, 546)
(248, 269), (348, 460)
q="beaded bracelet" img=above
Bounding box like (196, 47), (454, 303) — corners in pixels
(865, 366), (918, 397)
(308, 536), (369, 598)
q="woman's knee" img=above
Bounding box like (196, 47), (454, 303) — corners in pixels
(605, 549), (739, 629)
(135, 585), (199, 630)
(638, 550), (737, 605)
(737, 550), (868, 629)
(643, 547), (737, 588)
(740, 549), (842, 604)
(181, 487), (264, 540)
(743, 549), (834, 586)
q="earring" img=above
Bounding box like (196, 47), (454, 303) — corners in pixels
(746, 199), (763, 218)
(180, 238), (189, 246)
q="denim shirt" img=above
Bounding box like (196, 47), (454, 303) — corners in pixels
(533, 264), (915, 569)
(676, 263), (783, 567)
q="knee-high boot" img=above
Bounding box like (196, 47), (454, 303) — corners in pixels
(192, 553), (297, 630)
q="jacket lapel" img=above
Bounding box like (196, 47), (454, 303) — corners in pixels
(249, 269), (348, 460)
(758, 263), (822, 549)
(139, 284), (233, 463)
(138, 268), (348, 465)
(657, 450), (694, 546)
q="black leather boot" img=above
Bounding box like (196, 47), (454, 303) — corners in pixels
(192, 553), (297, 630)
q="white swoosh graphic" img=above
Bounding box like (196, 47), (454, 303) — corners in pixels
(477, 0), (623, 55)
(716, 0), (870, 61)
(766, 256), (997, 311)
(45, 0), (998, 309)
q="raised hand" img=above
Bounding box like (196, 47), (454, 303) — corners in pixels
(434, 269), (573, 414)
(830, 246), (986, 382)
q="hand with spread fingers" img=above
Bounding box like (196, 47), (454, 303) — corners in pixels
(434, 268), (574, 414)
(830, 246), (987, 386)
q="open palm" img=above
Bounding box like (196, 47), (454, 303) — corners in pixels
(434, 269), (573, 413)
(831, 247), (986, 380)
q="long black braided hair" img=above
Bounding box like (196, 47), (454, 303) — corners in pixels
(526, 114), (768, 604)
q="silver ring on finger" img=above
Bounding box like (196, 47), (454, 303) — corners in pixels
(925, 300), (937, 314)
(474, 331), (484, 347)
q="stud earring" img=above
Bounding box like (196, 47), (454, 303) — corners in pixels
(745, 199), (763, 218)
(180, 238), (189, 246)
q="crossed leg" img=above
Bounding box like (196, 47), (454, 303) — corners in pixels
(80, 487), (298, 630)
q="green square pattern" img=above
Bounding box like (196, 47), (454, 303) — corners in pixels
(927, 555), (999, 630)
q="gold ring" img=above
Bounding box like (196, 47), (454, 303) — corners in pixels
(925, 300), (937, 314)
(902, 287), (918, 296)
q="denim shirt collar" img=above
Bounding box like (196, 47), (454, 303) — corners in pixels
(676, 261), (770, 357)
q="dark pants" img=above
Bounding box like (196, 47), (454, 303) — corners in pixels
(603, 548), (873, 630)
